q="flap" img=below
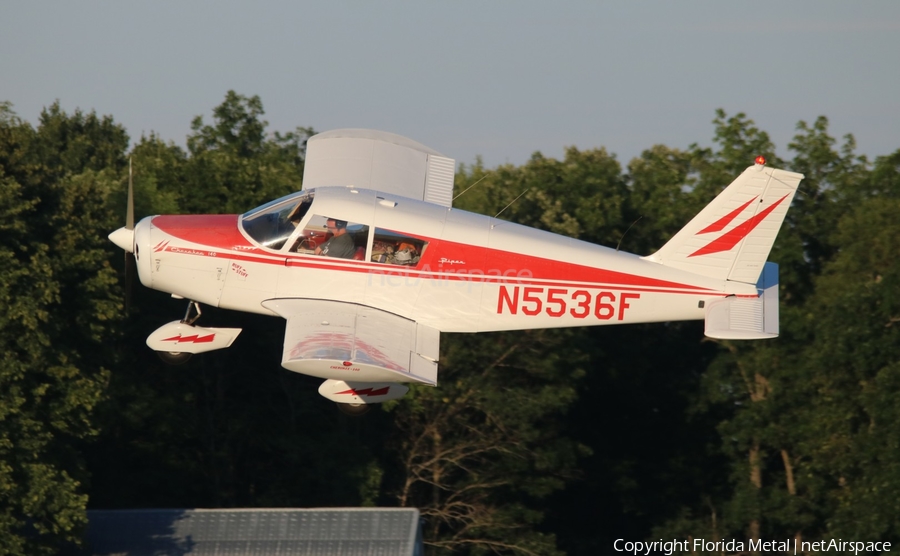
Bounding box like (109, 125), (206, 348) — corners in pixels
(261, 298), (440, 385)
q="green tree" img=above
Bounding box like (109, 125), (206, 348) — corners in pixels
(0, 103), (122, 554)
(802, 181), (900, 541)
(181, 90), (312, 214)
(9, 95), (900, 556)
(380, 151), (635, 554)
(457, 147), (628, 247)
(126, 133), (187, 216)
(650, 115), (900, 553)
(641, 112), (816, 549)
(386, 329), (585, 555)
(781, 116), (870, 300)
(84, 93), (389, 516)
(545, 142), (723, 555)
(624, 144), (695, 254)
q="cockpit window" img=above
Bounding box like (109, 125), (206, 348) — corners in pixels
(291, 215), (369, 260)
(371, 228), (427, 266)
(242, 191), (314, 250)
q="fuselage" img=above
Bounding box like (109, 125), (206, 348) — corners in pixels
(132, 186), (757, 333)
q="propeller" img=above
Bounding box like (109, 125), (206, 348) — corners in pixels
(126, 157), (134, 230)
(124, 158), (136, 311)
(109, 158), (137, 311)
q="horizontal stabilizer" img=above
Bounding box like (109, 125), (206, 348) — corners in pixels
(705, 262), (779, 340)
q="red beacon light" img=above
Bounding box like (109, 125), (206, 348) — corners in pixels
(754, 155), (766, 166)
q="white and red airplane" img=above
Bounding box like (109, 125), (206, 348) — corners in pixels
(110, 129), (803, 414)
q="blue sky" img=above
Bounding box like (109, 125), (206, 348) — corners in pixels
(2, 1), (898, 169)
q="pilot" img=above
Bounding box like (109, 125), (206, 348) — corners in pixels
(315, 218), (357, 259)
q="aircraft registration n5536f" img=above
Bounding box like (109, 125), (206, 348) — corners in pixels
(109, 129), (803, 414)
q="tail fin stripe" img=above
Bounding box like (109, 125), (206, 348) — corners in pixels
(644, 164), (803, 284)
(697, 196), (758, 235)
(688, 193), (791, 258)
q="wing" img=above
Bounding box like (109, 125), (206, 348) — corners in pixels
(260, 298), (439, 385)
(301, 129), (456, 207)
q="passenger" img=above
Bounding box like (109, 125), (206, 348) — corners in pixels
(315, 218), (357, 259)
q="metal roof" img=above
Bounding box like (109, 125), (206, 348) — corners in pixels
(83, 508), (423, 556)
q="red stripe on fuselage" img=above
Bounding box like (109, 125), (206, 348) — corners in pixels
(153, 214), (265, 253)
(151, 214), (715, 294)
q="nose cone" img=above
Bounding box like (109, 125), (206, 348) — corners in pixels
(109, 227), (135, 252)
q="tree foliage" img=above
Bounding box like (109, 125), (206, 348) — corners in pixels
(385, 328), (586, 555)
(0, 102), (121, 554)
(647, 117), (900, 553)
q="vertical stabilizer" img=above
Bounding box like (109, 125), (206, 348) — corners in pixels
(644, 164), (803, 284)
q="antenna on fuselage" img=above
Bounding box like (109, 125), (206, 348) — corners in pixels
(616, 215), (643, 252)
(493, 188), (530, 221)
(452, 172), (491, 203)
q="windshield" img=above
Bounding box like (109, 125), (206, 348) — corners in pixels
(241, 191), (314, 250)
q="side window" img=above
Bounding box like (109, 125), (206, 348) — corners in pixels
(371, 229), (427, 266)
(291, 215), (369, 260)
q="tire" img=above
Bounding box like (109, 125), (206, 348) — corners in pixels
(157, 351), (192, 365)
(336, 403), (371, 416)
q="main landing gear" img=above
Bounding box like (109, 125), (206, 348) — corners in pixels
(157, 350), (193, 365)
(336, 403), (372, 416)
